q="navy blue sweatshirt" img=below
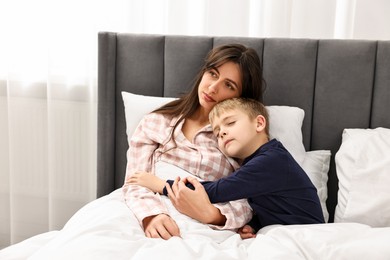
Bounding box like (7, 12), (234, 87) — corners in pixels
(164, 139), (325, 231)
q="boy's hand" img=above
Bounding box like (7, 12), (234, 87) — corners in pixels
(238, 224), (256, 239)
(128, 171), (166, 194)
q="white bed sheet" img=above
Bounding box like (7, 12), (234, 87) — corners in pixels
(1, 163), (390, 260)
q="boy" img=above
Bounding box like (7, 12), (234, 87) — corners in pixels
(129, 98), (324, 237)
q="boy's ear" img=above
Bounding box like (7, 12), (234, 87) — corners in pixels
(255, 115), (266, 132)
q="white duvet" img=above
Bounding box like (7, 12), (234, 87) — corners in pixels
(1, 163), (390, 260)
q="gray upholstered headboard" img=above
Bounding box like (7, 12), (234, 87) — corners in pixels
(97, 32), (390, 222)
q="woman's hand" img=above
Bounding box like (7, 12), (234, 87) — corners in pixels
(142, 214), (180, 239)
(165, 176), (226, 225)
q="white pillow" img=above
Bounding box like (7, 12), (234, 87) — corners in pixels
(334, 127), (390, 227)
(266, 106), (306, 165)
(122, 92), (177, 138)
(122, 91), (306, 165)
(301, 150), (331, 222)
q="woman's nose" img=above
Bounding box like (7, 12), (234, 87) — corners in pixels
(209, 80), (220, 93)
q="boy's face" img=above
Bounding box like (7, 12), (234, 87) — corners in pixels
(212, 108), (265, 159)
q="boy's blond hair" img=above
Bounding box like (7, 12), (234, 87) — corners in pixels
(209, 98), (270, 136)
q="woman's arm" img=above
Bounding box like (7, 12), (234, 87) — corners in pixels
(165, 177), (226, 225)
(123, 113), (180, 238)
(166, 177), (252, 228)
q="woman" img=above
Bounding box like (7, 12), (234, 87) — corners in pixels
(123, 43), (265, 240)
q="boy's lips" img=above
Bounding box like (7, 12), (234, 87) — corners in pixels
(224, 139), (233, 147)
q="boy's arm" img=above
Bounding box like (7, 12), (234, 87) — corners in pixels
(165, 177), (253, 229)
(193, 157), (277, 204)
(163, 162), (262, 203)
(163, 179), (195, 196)
(128, 171), (166, 194)
(165, 177), (227, 226)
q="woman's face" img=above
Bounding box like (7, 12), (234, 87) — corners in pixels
(198, 61), (242, 114)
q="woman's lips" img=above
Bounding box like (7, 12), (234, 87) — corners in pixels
(203, 92), (216, 102)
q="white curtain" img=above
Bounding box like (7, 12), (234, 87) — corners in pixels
(1, 0), (389, 248)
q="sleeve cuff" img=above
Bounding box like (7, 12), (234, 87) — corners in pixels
(162, 180), (174, 196)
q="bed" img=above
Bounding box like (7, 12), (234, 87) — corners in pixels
(1, 33), (390, 259)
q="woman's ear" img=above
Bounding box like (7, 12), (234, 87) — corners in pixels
(255, 115), (266, 132)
